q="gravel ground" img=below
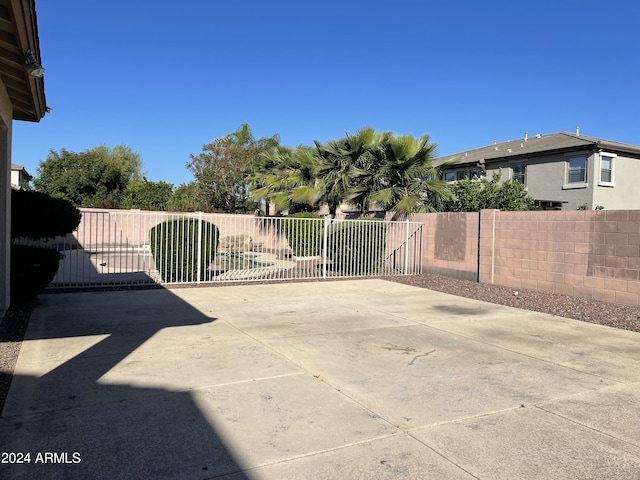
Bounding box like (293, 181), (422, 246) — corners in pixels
(2, 274), (640, 413)
(0, 300), (34, 415)
(388, 274), (640, 332)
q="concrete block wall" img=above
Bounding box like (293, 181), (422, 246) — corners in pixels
(414, 212), (480, 281)
(479, 209), (640, 306)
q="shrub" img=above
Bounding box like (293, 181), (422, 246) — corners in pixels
(441, 170), (536, 212)
(12, 189), (81, 239)
(326, 219), (387, 275)
(11, 245), (62, 302)
(283, 212), (323, 257)
(149, 218), (219, 282)
(10, 190), (81, 301)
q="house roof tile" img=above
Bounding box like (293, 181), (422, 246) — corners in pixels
(436, 132), (640, 166)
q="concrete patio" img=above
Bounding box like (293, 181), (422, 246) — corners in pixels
(2, 279), (640, 479)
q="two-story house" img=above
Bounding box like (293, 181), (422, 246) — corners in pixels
(436, 131), (640, 210)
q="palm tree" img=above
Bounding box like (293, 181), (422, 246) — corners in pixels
(284, 146), (322, 211)
(253, 128), (451, 219)
(316, 128), (451, 219)
(314, 127), (384, 217)
(250, 146), (319, 215)
(368, 133), (452, 219)
(313, 139), (354, 218)
(342, 128), (391, 215)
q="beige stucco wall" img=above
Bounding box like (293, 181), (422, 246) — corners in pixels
(0, 82), (13, 317)
(591, 154), (640, 210)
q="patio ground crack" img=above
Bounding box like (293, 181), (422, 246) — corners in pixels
(408, 349), (436, 366)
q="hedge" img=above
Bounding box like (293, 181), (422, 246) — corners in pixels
(283, 212), (323, 257)
(12, 189), (81, 239)
(149, 218), (219, 282)
(326, 219), (387, 275)
(10, 190), (80, 301)
(11, 245), (62, 302)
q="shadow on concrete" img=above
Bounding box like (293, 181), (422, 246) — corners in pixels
(431, 304), (488, 315)
(0, 288), (251, 480)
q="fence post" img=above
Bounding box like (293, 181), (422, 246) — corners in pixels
(196, 211), (203, 284)
(418, 223), (424, 274)
(404, 219), (410, 275)
(138, 209), (142, 249)
(322, 216), (329, 279)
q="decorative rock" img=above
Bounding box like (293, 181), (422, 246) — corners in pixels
(219, 235), (253, 254)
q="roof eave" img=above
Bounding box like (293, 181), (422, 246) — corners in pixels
(594, 140), (640, 157)
(8, 0), (46, 122)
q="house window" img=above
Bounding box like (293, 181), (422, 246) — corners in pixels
(443, 168), (484, 182)
(512, 164), (525, 184)
(469, 168), (483, 179)
(567, 155), (587, 183)
(599, 153), (616, 186)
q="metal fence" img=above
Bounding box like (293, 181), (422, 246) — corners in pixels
(32, 209), (423, 288)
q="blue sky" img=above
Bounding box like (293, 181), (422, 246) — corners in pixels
(13, 0), (640, 187)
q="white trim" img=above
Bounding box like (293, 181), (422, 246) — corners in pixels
(598, 152), (616, 187)
(562, 182), (588, 190)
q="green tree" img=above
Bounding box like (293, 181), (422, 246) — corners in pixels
(34, 144), (143, 208)
(167, 182), (206, 212)
(187, 123), (279, 213)
(122, 178), (174, 211)
(442, 170), (536, 212)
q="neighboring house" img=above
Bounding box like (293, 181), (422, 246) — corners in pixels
(0, 0), (48, 318)
(436, 131), (640, 210)
(11, 163), (32, 189)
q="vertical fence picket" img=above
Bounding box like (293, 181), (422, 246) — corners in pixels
(196, 212), (203, 284)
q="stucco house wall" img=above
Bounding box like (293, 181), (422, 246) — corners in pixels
(0, 86), (12, 315)
(591, 153), (640, 211)
(489, 152), (595, 210)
